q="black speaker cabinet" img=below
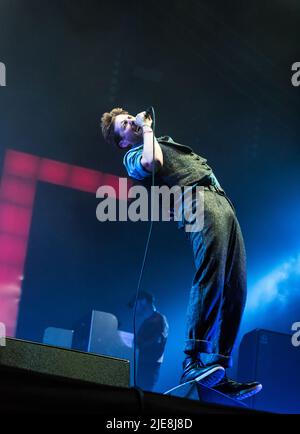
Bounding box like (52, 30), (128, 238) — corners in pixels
(237, 328), (300, 413)
(0, 337), (130, 388)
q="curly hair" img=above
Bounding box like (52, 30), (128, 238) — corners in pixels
(100, 107), (129, 148)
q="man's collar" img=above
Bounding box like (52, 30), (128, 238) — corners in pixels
(129, 142), (143, 150)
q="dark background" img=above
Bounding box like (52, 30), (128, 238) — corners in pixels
(0, 0), (300, 394)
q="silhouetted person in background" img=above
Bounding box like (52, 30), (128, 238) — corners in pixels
(129, 291), (169, 391)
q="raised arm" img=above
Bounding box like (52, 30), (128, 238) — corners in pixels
(135, 111), (163, 173)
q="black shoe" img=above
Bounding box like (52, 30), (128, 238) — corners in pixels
(180, 357), (225, 388)
(212, 376), (262, 400)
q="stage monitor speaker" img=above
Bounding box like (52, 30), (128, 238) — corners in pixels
(237, 328), (300, 413)
(0, 337), (130, 388)
(72, 310), (132, 361)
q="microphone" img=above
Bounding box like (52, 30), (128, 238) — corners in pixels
(145, 106), (153, 120)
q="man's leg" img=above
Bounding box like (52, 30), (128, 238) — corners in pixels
(211, 215), (262, 399)
(181, 190), (235, 385)
(217, 216), (247, 363)
(184, 190), (234, 358)
(181, 189), (262, 397)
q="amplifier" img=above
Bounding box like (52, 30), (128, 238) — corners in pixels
(237, 328), (300, 413)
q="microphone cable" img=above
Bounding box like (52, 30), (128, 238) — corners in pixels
(132, 106), (156, 389)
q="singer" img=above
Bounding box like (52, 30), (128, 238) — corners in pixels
(100, 107), (262, 400)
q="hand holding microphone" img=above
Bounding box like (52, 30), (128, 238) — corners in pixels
(135, 110), (153, 129)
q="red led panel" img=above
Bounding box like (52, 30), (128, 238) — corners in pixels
(0, 233), (28, 265)
(0, 297), (20, 337)
(0, 175), (36, 207)
(69, 166), (105, 193)
(0, 263), (23, 288)
(0, 203), (32, 238)
(38, 158), (71, 185)
(3, 150), (40, 179)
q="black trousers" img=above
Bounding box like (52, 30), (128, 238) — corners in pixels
(183, 187), (247, 368)
(137, 360), (161, 391)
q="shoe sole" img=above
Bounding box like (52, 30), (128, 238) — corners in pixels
(183, 366), (225, 388)
(234, 384), (263, 401)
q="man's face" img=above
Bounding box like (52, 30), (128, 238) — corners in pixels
(114, 114), (143, 149)
(136, 298), (148, 316)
